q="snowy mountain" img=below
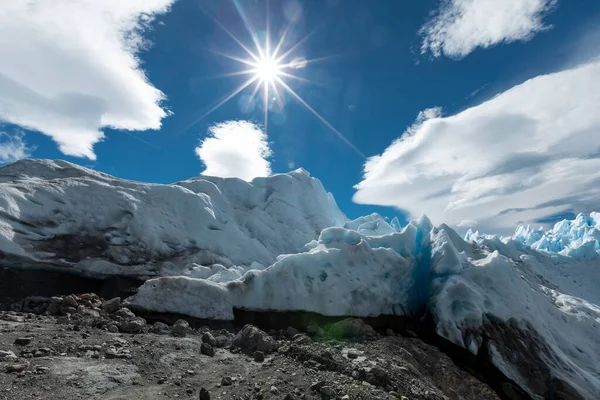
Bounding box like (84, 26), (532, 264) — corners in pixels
(1, 159), (600, 398)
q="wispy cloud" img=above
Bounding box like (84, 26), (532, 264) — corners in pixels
(420, 0), (557, 59)
(195, 121), (272, 181)
(0, 132), (33, 164)
(0, 0), (173, 160)
(354, 61), (600, 234)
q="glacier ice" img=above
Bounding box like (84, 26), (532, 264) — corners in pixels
(1, 159), (600, 398)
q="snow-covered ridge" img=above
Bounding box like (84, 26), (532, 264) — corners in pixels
(0, 159), (346, 274)
(466, 212), (600, 260)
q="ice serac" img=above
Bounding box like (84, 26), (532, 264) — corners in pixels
(511, 212), (600, 259)
(0, 159), (346, 276)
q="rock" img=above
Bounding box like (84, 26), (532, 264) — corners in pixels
(307, 321), (324, 336)
(286, 326), (300, 338)
(63, 295), (79, 309)
(200, 342), (215, 357)
(215, 335), (228, 348)
(403, 330), (418, 338)
(221, 376), (233, 386)
(386, 328), (395, 336)
(115, 308), (136, 319)
(119, 317), (146, 333)
(341, 395), (350, 400)
(107, 324), (119, 333)
(310, 381), (326, 391)
(199, 388), (210, 400)
(293, 334), (311, 345)
(172, 319), (190, 337)
(102, 297), (121, 314)
(283, 394), (300, 400)
(150, 321), (169, 334)
(371, 367), (390, 384)
(327, 318), (376, 340)
(347, 349), (360, 359)
(320, 386), (336, 397)
(201, 332), (217, 346)
(253, 351), (265, 362)
(232, 325), (275, 354)
(5, 364), (27, 373)
(270, 386), (279, 394)
(0, 350), (17, 361)
(14, 337), (33, 346)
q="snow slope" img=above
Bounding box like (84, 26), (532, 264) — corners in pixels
(0, 159), (345, 275)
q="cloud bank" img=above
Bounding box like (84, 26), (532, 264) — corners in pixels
(196, 121), (272, 181)
(0, 0), (173, 160)
(420, 0), (557, 58)
(354, 61), (600, 234)
(0, 132), (32, 165)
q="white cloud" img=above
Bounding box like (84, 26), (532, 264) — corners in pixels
(196, 121), (272, 181)
(420, 0), (557, 58)
(0, 0), (173, 160)
(0, 132), (32, 164)
(354, 61), (600, 235)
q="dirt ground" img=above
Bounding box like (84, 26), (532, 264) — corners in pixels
(0, 297), (499, 400)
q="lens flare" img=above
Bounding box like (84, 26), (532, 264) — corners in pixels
(188, 1), (365, 158)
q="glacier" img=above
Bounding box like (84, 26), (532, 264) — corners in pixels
(1, 159), (600, 398)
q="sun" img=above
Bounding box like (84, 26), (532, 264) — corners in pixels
(253, 56), (282, 83)
(188, 2), (365, 158)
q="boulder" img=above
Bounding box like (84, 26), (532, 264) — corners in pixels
(327, 318), (376, 340)
(102, 297), (121, 314)
(232, 325), (275, 354)
(172, 319), (190, 337)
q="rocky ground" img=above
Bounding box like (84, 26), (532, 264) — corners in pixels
(0, 294), (500, 400)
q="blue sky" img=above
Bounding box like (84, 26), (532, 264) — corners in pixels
(1, 0), (600, 233)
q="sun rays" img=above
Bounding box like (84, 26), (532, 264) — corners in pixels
(192, 1), (365, 158)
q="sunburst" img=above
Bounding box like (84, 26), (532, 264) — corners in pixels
(189, 1), (365, 158)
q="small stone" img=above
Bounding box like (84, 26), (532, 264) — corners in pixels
(283, 394), (300, 400)
(285, 326), (300, 338)
(150, 321), (169, 334)
(14, 337), (33, 346)
(201, 332), (217, 346)
(270, 386), (279, 394)
(115, 308), (136, 319)
(158, 377), (168, 384)
(319, 386), (336, 397)
(0, 350), (17, 361)
(200, 342), (215, 357)
(341, 395), (350, 400)
(172, 319), (190, 337)
(101, 297), (121, 314)
(371, 366), (390, 383)
(293, 334), (311, 345)
(253, 351), (265, 362)
(107, 325), (119, 333)
(63, 295), (79, 309)
(310, 381), (326, 392)
(403, 330), (418, 338)
(119, 317), (146, 333)
(199, 387), (210, 400)
(347, 349), (359, 359)
(215, 335), (228, 348)
(221, 376), (233, 386)
(5, 364), (27, 373)
(386, 328), (395, 336)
